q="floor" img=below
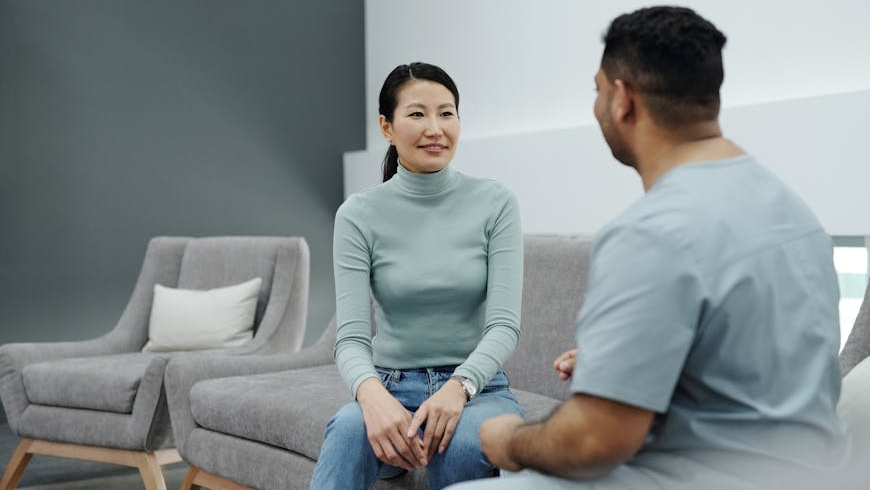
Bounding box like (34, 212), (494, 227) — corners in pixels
(17, 464), (189, 490)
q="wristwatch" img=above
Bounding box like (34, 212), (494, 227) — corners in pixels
(450, 375), (477, 401)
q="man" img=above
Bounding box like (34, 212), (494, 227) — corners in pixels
(446, 6), (849, 490)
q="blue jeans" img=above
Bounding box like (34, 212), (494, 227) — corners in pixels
(310, 367), (524, 490)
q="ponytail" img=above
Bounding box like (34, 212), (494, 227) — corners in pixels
(382, 145), (399, 182)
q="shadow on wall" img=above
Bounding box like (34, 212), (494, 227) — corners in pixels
(0, 1), (365, 422)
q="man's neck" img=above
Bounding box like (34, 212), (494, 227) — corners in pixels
(635, 121), (744, 191)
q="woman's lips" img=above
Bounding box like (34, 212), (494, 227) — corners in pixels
(419, 144), (447, 154)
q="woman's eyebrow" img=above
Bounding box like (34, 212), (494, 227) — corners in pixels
(403, 102), (456, 110)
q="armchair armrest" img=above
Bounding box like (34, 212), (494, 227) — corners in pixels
(0, 338), (133, 431)
(165, 322), (334, 457)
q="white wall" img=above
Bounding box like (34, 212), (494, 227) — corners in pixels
(346, 0), (870, 235)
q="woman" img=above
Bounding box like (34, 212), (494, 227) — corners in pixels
(310, 62), (524, 490)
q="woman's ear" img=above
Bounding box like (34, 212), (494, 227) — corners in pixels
(379, 115), (393, 143)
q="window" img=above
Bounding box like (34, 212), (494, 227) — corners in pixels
(833, 237), (868, 352)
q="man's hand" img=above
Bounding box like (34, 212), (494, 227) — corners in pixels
(478, 413), (525, 472)
(553, 348), (578, 380)
(406, 378), (467, 461)
(357, 378), (427, 470)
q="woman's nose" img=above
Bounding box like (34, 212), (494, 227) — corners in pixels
(423, 117), (443, 135)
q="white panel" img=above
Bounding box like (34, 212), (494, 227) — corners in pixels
(352, 0), (870, 235)
(722, 90), (870, 235)
(363, 0), (870, 148)
(346, 90), (870, 235)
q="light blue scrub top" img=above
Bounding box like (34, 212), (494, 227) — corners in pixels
(572, 155), (848, 475)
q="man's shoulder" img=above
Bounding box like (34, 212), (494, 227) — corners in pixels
(604, 188), (694, 238)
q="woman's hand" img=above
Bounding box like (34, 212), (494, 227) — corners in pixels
(356, 378), (427, 470)
(406, 378), (467, 461)
(553, 348), (578, 380)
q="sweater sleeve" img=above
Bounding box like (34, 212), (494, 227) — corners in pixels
(452, 188), (523, 391)
(332, 198), (379, 397)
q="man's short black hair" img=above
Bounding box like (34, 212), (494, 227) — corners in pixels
(601, 6), (727, 127)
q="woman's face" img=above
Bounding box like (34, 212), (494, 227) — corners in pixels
(380, 79), (460, 174)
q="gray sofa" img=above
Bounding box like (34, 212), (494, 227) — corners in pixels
(165, 235), (593, 490)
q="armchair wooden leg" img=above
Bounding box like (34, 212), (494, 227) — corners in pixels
(0, 438), (181, 490)
(181, 466), (255, 490)
(180, 467), (203, 490)
(135, 451), (168, 490)
(0, 439), (34, 490)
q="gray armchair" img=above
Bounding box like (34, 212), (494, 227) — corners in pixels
(0, 236), (310, 490)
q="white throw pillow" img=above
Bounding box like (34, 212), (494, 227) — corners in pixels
(143, 277), (262, 352)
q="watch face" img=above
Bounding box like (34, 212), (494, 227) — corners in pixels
(462, 379), (477, 397)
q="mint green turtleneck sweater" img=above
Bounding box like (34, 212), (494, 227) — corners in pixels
(333, 164), (523, 397)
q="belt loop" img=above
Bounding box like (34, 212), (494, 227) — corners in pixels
(426, 367), (437, 397)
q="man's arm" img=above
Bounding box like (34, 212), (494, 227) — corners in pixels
(479, 393), (654, 479)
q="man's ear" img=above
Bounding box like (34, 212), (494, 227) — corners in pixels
(379, 115), (393, 143)
(612, 79), (635, 123)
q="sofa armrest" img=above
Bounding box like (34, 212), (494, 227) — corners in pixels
(165, 329), (334, 457)
(0, 339), (133, 431)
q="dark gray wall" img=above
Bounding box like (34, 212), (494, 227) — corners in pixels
(0, 1), (364, 421)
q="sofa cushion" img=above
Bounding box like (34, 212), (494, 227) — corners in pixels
(190, 364), (352, 461)
(513, 388), (562, 422)
(502, 236), (591, 401)
(22, 352), (158, 413)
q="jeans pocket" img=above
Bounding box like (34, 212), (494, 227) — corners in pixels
(375, 367), (396, 389)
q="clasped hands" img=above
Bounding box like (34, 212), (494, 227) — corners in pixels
(357, 376), (468, 471)
(478, 348), (578, 471)
(357, 349), (578, 472)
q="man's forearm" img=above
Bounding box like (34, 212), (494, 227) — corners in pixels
(508, 412), (618, 479)
(507, 395), (649, 479)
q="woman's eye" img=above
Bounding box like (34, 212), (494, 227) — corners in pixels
(440, 111), (455, 118)
(408, 112), (424, 118)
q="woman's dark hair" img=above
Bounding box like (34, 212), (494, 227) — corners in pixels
(379, 62), (460, 182)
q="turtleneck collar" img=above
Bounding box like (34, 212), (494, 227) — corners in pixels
(394, 163), (458, 196)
